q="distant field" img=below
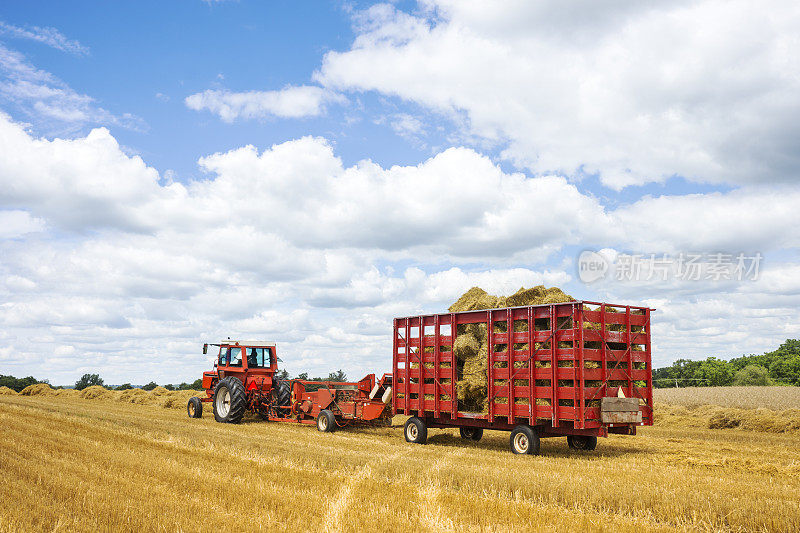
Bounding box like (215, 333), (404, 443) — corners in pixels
(2, 391), (800, 532)
(655, 386), (800, 410)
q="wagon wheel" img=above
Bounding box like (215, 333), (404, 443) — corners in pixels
(567, 435), (598, 451)
(510, 425), (540, 455)
(459, 427), (483, 441)
(404, 417), (427, 444)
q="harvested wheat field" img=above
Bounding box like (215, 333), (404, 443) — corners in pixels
(654, 386), (800, 435)
(2, 391), (800, 532)
(656, 385), (800, 410)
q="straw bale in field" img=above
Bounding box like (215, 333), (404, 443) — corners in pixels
(0, 386), (18, 395)
(118, 388), (149, 404)
(161, 391), (203, 409)
(80, 385), (110, 399)
(448, 285), (573, 412)
(20, 383), (55, 396)
(149, 386), (169, 395)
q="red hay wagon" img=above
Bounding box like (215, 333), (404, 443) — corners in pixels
(392, 301), (653, 454)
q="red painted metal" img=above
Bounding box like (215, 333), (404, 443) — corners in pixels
(197, 341), (391, 428)
(289, 375), (391, 425)
(392, 301), (654, 438)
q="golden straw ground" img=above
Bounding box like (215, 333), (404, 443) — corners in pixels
(2, 391), (799, 532)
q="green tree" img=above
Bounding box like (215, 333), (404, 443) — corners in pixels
(141, 381), (158, 391)
(75, 373), (104, 390)
(115, 383), (133, 390)
(327, 369), (347, 382)
(0, 375), (43, 392)
(697, 357), (734, 386)
(734, 365), (772, 386)
(275, 369), (289, 380)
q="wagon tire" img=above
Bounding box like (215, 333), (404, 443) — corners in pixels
(187, 397), (203, 419)
(510, 425), (540, 455)
(317, 409), (336, 432)
(404, 417), (427, 444)
(567, 435), (598, 451)
(212, 377), (246, 424)
(459, 427), (483, 441)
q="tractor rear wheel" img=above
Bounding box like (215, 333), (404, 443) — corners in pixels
(273, 380), (291, 416)
(567, 435), (598, 451)
(187, 397), (203, 418)
(404, 417), (427, 444)
(510, 425), (540, 455)
(317, 409), (336, 432)
(212, 377), (246, 424)
(459, 427), (483, 441)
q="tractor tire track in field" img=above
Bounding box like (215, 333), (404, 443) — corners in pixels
(416, 448), (465, 532)
(323, 448), (408, 533)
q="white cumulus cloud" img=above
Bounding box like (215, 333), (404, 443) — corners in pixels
(315, 1), (800, 189)
(185, 85), (344, 122)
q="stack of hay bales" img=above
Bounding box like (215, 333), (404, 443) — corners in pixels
(450, 285), (573, 412)
(80, 385), (111, 400)
(20, 383), (55, 396)
(9, 382), (205, 411)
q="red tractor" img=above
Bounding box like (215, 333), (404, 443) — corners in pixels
(188, 340), (392, 431)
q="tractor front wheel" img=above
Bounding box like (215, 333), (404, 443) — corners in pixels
(317, 409), (336, 432)
(187, 397), (203, 418)
(212, 377), (246, 424)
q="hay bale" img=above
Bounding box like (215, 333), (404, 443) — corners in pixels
(448, 287), (503, 312)
(0, 386), (18, 395)
(118, 388), (149, 404)
(20, 383), (54, 396)
(453, 335), (480, 360)
(160, 391), (203, 409)
(80, 385), (109, 399)
(150, 386), (169, 395)
(447, 285), (574, 413)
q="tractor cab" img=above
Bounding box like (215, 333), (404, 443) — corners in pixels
(201, 341), (278, 392)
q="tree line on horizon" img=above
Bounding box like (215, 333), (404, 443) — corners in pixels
(653, 339), (800, 387)
(0, 368), (349, 393)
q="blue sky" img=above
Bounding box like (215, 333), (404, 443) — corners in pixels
(1, 1), (799, 385)
(1, 1), (441, 177)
